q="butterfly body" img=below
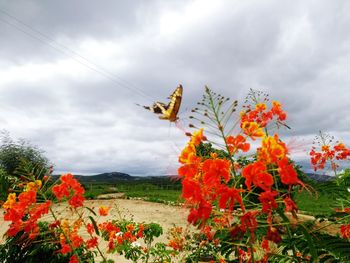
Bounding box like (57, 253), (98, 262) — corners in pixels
(141, 85), (183, 122)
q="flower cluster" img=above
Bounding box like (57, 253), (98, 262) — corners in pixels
(99, 221), (145, 252)
(310, 137), (350, 172)
(240, 101), (287, 139)
(3, 180), (51, 239)
(52, 173), (85, 208)
(178, 95), (306, 261)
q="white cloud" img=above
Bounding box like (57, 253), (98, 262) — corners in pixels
(0, 0), (349, 175)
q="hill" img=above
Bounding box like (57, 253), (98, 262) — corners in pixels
(53, 172), (134, 182)
(305, 173), (333, 183)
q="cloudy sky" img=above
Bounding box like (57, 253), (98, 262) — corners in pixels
(0, 0), (349, 176)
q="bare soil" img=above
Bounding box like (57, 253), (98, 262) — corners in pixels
(0, 199), (189, 262)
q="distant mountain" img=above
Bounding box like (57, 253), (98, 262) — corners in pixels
(53, 172), (136, 182)
(305, 173), (334, 183)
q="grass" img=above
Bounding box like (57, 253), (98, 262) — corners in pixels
(82, 178), (345, 215)
(294, 191), (339, 216)
(83, 180), (183, 204)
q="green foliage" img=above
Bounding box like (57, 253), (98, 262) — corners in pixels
(104, 220), (173, 263)
(0, 132), (51, 199)
(0, 166), (13, 199)
(0, 222), (95, 263)
(83, 180), (183, 204)
(0, 132), (51, 176)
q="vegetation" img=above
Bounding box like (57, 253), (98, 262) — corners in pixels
(1, 88), (350, 262)
(0, 132), (51, 200)
(82, 179), (183, 204)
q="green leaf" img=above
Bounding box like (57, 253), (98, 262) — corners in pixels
(300, 225), (318, 262)
(89, 216), (100, 236)
(85, 206), (97, 216)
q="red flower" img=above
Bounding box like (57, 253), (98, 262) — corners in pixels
(340, 224), (350, 239)
(241, 121), (265, 140)
(240, 211), (259, 238)
(69, 255), (79, 263)
(52, 184), (70, 199)
(271, 101), (287, 121)
(182, 178), (202, 203)
(178, 163), (200, 179)
(258, 134), (287, 164)
(278, 158), (302, 185)
(99, 206), (110, 216)
(60, 242), (72, 254)
(68, 194), (85, 208)
(202, 158), (231, 186)
(18, 190), (37, 205)
(226, 135), (250, 154)
(284, 196), (298, 212)
(259, 191), (278, 214)
(241, 161), (274, 191)
(86, 237), (98, 249)
(86, 223), (94, 235)
(262, 238), (269, 251)
(187, 200), (212, 225)
(53, 173), (85, 208)
(71, 233), (84, 248)
(218, 186), (245, 211)
(266, 226), (282, 243)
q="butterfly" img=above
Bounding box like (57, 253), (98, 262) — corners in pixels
(139, 85), (183, 122)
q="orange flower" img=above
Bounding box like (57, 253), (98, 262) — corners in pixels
(266, 226), (282, 243)
(226, 135), (250, 154)
(259, 191), (278, 214)
(179, 143), (201, 164)
(25, 180), (42, 192)
(278, 158), (303, 185)
(218, 186), (245, 211)
(182, 178), (202, 203)
(241, 121), (265, 140)
(340, 224), (350, 238)
(3, 193), (16, 209)
(190, 128), (206, 146)
(86, 237), (98, 249)
(99, 206), (110, 216)
(86, 223), (94, 235)
(258, 134), (287, 164)
(240, 211), (259, 238)
(241, 162), (274, 191)
(187, 200), (212, 224)
(271, 101), (287, 121)
(52, 173), (85, 208)
(126, 223), (134, 232)
(202, 158), (231, 186)
(284, 196), (298, 212)
(256, 103), (267, 111)
(69, 255), (79, 263)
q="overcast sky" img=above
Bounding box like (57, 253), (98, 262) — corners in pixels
(0, 0), (349, 176)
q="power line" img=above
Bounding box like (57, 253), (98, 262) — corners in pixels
(0, 8), (156, 102)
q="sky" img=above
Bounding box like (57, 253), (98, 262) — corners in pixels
(0, 0), (349, 176)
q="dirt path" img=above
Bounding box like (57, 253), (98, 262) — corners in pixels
(0, 199), (189, 262)
(1, 199), (340, 262)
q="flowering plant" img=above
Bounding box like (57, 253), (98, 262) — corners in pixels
(172, 87), (350, 262)
(2, 87), (350, 263)
(0, 165), (174, 263)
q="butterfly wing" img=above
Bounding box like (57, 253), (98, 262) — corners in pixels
(138, 85), (183, 122)
(162, 85), (183, 122)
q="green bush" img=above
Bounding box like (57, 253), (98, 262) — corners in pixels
(0, 132), (51, 199)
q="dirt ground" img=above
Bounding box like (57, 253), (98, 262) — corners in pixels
(0, 199), (340, 262)
(0, 198), (190, 262)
